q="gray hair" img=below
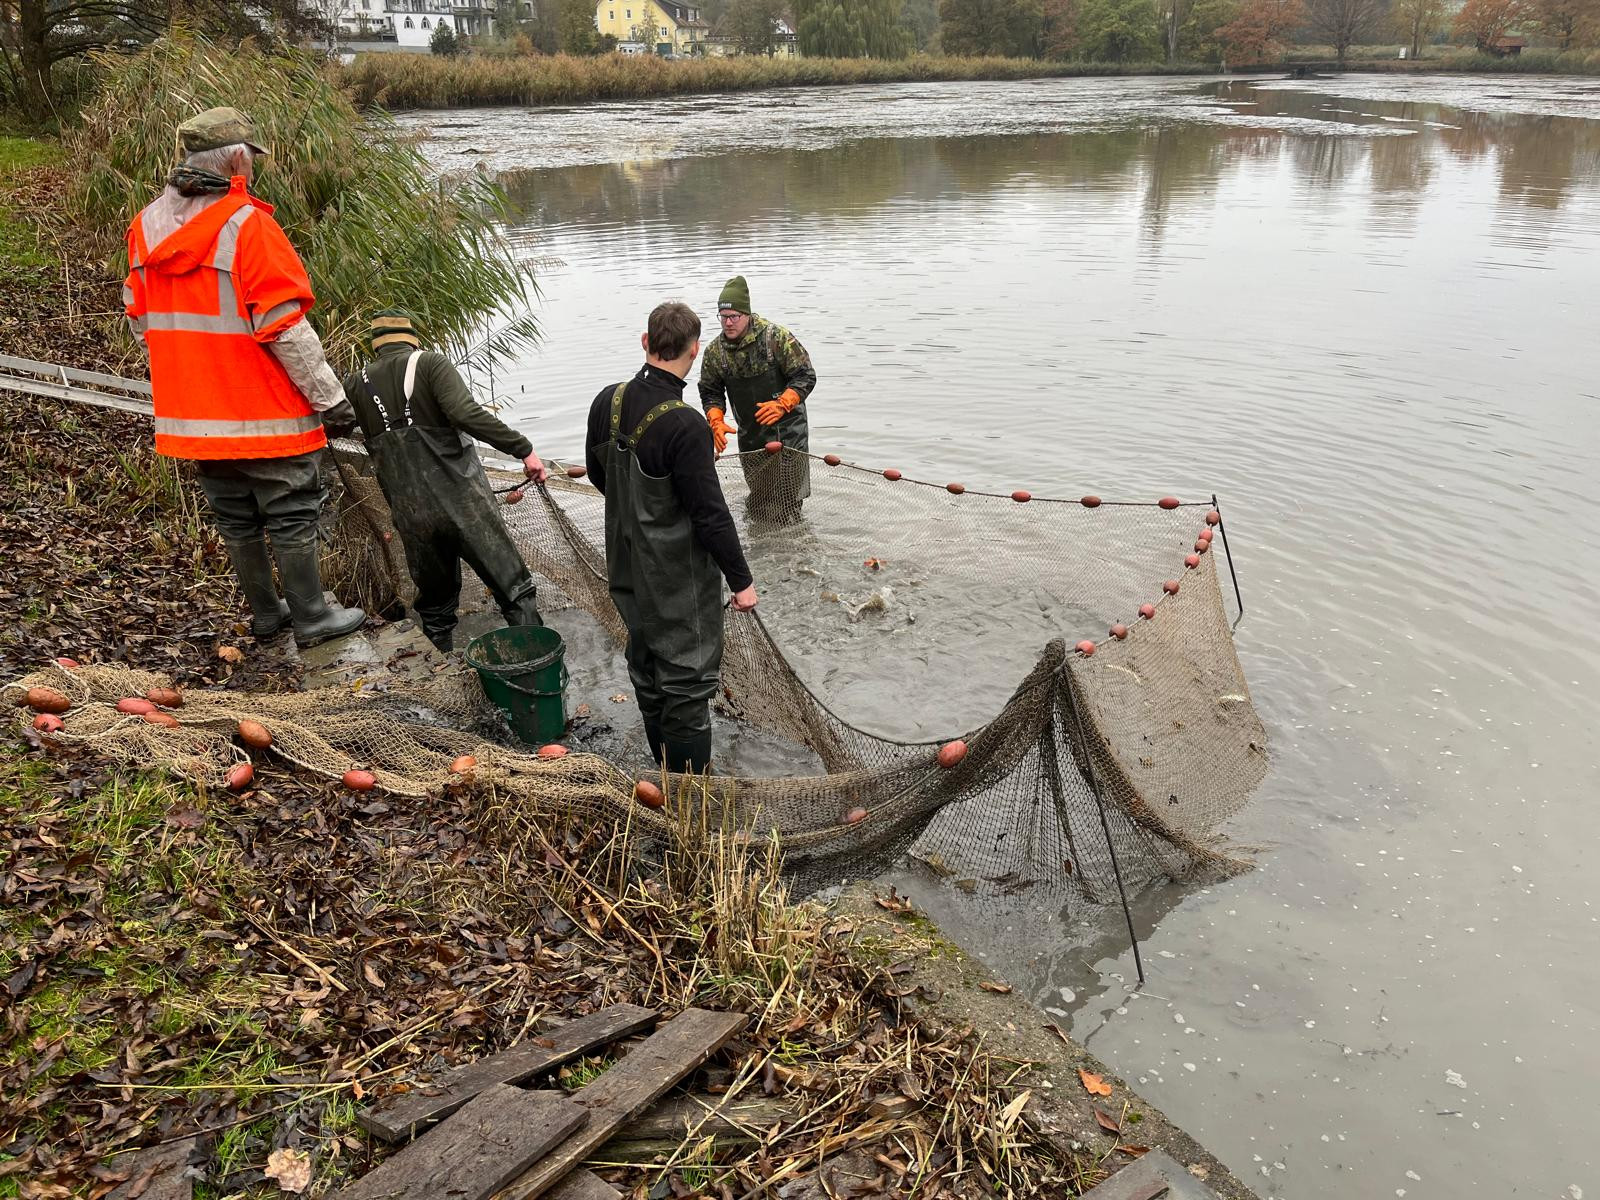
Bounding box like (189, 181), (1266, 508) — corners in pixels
(185, 143), (255, 177)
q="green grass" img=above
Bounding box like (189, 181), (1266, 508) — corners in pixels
(0, 134), (60, 272)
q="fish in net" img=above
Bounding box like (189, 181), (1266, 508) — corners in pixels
(6, 443), (1269, 903)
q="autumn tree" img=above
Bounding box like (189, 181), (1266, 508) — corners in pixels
(1216, 0), (1303, 59)
(1452, 0), (1528, 47)
(1389, 0), (1445, 55)
(1304, 0), (1385, 62)
(1041, 0), (1081, 54)
(939, 0), (1044, 54)
(1527, 0), (1599, 46)
(726, 0), (787, 51)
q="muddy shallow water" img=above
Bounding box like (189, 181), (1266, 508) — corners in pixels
(402, 74), (1599, 1198)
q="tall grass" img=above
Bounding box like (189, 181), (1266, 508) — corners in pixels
(66, 37), (538, 368)
(340, 51), (1214, 110)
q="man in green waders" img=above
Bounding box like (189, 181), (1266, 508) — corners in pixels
(338, 310), (549, 653)
(586, 302), (759, 773)
(697, 275), (817, 523)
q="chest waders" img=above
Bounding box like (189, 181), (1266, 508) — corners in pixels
(600, 382), (723, 773)
(361, 352), (541, 652)
(721, 336), (810, 524)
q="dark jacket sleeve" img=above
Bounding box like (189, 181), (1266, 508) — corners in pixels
(663, 411), (752, 592)
(585, 386), (611, 495)
(426, 353), (533, 460)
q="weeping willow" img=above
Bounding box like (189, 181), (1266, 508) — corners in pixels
(67, 36), (538, 369)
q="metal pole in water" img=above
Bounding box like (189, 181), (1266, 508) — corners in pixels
(1060, 672), (1145, 987)
(1213, 492), (1246, 630)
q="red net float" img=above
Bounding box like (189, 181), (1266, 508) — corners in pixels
(117, 697), (155, 716)
(947, 482), (965, 494)
(1081, 495), (1101, 508)
(1159, 496), (1181, 510)
(538, 744), (568, 759)
(1206, 510), (1221, 526)
(823, 454), (842, 466)
(343, 770), (377, 792)
(883, 468), (902, 481)
(33, 713), (64, 733)
(567, 465), (587, 478)
(1110, 623), (1129, 640)
(1011, 490), (1032, 503)
(226, 762), (254, 790)
(765, 441), (783, 454)
(1139, 603), (1157, 620)
(238, 720), (272, 749)
(1185, 554), (1201, 569)
(1076, 640), (1097, 656)
(937, 740), (968, 768)
(843, 807), (868, 825)
(635, 779), (664, 808)
(1163, 579), (1181, 595)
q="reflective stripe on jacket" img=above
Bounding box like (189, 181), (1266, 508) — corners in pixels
(125, 176), (326, 461)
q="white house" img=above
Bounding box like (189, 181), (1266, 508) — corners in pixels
(323, 1), (534, 49)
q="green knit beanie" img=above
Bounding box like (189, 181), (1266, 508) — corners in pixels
(717, 275), (750, 315)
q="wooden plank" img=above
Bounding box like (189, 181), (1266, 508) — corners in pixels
(545, 1170), (622, 1200)
(358, 1003), (659, 1143)
(495, 1008), (749, 1200)
(599, 1093), (796, 1155)
(335, 1085), (586, 1200)
(107, 1137), (197, 1200)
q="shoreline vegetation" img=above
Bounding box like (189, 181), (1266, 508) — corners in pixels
(340, 47), (1600, 110)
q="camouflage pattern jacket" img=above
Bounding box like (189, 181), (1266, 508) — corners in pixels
(697, 314), (817, 417)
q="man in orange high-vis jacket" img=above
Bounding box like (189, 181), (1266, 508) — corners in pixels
(124, 106), (365, 648)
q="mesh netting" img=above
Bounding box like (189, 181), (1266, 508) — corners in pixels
(5, 444), (1268, 900)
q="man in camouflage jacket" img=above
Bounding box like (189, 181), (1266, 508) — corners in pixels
(697, 275), (817, 522)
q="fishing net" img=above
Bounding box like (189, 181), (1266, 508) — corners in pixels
(5, 444), (1268, 901)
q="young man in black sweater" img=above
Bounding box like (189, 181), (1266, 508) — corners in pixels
(585, 302), (759, 773)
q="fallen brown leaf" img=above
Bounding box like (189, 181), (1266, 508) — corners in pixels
(1117, 1144), (1150, 1157)
(1043, 1022), (1072, 1046)
(978, 981), (1012, 994)
(1093, 1108), (1121, 1134)
(264, 1146), (312, 1193)
(217, 645), (244, 663)
(1079, 1068), (1112, 1097)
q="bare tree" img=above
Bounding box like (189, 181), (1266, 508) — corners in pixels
(1305, 0), (1385, 62)
(1389, 0), (1444, 55)
(1155, 0), (1193, 61)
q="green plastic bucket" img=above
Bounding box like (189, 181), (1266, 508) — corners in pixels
(464, 625), (568, 746)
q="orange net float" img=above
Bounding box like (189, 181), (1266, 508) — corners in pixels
(343, 769), (377, 792)
(226, 762), (254, 790)
(1206, 510), (1221, 526)
(537, 744), (568, 759)
(450, 754), (477, 777)
(946, 482), (965, 494)
(55, 657), (80, 669)
(634, 779), (664, 808)
(33, 713), (64, 733)
(1163, 579), (1181, 595)
(1159, 496), (1181, 510)
(1195, 539), (1209, 553)
(504, 489), (525, 505)
(143, 711), (179, 728)
(842, 807), (868, 825)
(1139, 603), (1156, 619)
(238, 720), (272, 749)
(1198, 525), (1214, 542)
(146, 687), (182, 708)
(883, 468), (902, 481)
(937, 740), (968, 768)
(765, 441), (783, 454)
(117, 697), (155, 715)
(22, 687), (69, 714)
(1011, 490), (1032, 504)
(1075, 640), (1097, 656)
(823, 454), (842, 466)
(1185, 554), (1201, 569)
(1110, 623), (1129, 640)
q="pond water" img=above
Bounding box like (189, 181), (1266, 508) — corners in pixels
(400, 73), (1600, 1199)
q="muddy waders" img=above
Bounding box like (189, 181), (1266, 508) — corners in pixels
(359, 356), (541, 653)
(600, 383), (725, 773)
(197, 452), (366, 646)
(723, 362), (809, 524)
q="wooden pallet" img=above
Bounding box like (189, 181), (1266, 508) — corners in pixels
(335, 1004), (748, 1200)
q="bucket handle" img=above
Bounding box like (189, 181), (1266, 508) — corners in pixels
(494, 661), (570, 699)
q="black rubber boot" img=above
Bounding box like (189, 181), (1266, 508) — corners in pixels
(643, 719), (665, 765)
(664, 733), (712, 774)
(224, 537), (292, 639)
(426, 627), (454, 654)
(273, 538), (367, 648)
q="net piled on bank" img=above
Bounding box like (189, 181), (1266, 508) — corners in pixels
(7, 445), (1269, 900)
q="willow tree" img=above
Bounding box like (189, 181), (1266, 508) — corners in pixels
(792, 0), (912, 56)
(68, 37), (537, 368)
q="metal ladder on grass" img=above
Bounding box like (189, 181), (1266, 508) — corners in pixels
(0, 353), (154, 415)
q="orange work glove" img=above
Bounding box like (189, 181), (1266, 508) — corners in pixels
(706, 407), (735, 454)
(755, 388), (803, 426)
